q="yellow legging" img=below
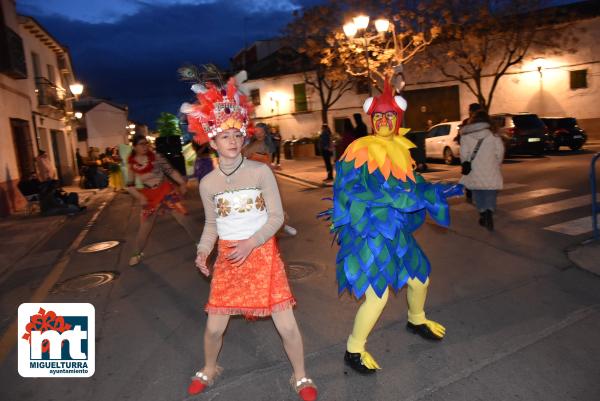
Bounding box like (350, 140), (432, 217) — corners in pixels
(347, 278), (430, 354)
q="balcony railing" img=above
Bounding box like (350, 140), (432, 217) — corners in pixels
(35, 77), (65, 110)
(0, 27), (27, 79)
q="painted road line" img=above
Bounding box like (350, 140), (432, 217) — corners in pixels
(503, 183), (528, 190)
(0, 193), (115, 364)
(544, 215), (599, 236)
(498, 187), (569, 205)
(452, 184), (545, 212)
(511, 194), (599, 219)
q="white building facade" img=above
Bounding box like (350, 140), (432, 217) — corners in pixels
(241, 13), (600, 140)
(0, 0), (81, 215)
(74, 100), (129, 153)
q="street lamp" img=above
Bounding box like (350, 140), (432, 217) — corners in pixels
(74, 111), (83, 119)
(342, 15), (390, 96)
(69, 82), (84, 96)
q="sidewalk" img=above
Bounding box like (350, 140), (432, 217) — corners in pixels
(276, 156), (334, 187)
(0, 184), (105, 279)
(274, 156), (600, 277)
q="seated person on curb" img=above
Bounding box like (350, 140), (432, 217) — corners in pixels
(18, 172), (42, 198)
(39, 180), (86, 216)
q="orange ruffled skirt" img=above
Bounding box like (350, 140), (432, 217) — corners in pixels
(206, 237), (295, 318)
(139, 180), (186, 219)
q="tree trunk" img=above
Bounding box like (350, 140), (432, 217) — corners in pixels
(321, 106), (329, 126)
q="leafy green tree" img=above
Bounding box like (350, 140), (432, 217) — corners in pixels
(156, 112), (182, 137)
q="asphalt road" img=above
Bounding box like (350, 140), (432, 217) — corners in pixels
(1, 147), (599, 401)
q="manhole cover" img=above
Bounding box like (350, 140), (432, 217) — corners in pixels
(286, 261), (319, 281)
(52, 271), (120, 293)
(78, 241), (120, 253)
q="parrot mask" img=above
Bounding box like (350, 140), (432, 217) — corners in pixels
(362, 79), (407, 139)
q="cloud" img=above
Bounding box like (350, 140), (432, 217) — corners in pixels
(17, 0), (302, 24)
(16, 0), (324, 126)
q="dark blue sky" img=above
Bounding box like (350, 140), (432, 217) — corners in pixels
(16, 0), (324, 126)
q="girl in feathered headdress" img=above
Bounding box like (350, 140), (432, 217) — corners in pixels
(181, 76), (318, 401)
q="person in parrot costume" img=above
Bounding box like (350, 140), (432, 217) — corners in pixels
(326, 79), (463, 374)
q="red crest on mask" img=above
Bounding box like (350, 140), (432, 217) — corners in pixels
(362, 79), (407, 135)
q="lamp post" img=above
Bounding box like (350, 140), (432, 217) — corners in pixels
(342, 15), (390, 96)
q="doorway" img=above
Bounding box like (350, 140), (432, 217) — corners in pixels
(50, 129), (64, 184)
(10, 118), (35, 179)
(403, 85), (460, 131)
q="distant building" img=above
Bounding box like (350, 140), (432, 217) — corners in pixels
(74, 98), (129, 154)
(237, 43), (368, 140)
(0, 0), (81, 215)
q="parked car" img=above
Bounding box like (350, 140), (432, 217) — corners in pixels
(491, 113), (546, 155)
(541, 117), (587, 151)
(425, 121), (461, 164)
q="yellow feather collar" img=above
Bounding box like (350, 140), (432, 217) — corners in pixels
(340, 128), (416, 182)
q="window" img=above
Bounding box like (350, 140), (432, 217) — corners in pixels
(492, 116), (506, 128)
(293, 83), (308, 113)
(356, 79), (370, 94)
(47, 64), (55, 84)
(250, 89), (260, 106)
(76, 127), (88, 142)
(429, 124), (450, 137)
(31, 52), (41, 77)
(570, 69), (587, 90)
(334, 117), (351, 135)
(512, 114), (544, 129)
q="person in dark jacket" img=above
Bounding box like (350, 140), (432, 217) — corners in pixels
(270, 126), (282, 166)
(336, 119), (355, 160)
(319, 124), (334, 181)
(353, 113), (368, 138)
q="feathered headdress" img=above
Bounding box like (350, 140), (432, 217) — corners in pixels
(180, 72), (253, 145)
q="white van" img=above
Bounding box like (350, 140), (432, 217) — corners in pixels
(425, 121), (461, 164)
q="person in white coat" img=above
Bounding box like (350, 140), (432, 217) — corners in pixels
(459, 111), (505, 231)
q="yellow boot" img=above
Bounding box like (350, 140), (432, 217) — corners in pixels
(345, 286), (388, 373)
(406, 278), (446, 340)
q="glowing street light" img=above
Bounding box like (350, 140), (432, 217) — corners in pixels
(375, 18), (390, 33)
(69, 83), (84, 96)
(341, 15), (390, 96)
(74, 111), (83, 119)
(353, 15), (370, 30)
(343, 22), (357, 38)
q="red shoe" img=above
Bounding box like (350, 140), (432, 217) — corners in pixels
(291, 376), (318, 401)
(187, 367), (222, 396)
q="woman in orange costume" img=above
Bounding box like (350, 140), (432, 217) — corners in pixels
(126, 135), (197, 266)
(181, 77), (317, 401)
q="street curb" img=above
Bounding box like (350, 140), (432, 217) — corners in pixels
(565, 239), (600, 276)
(274, 170), (332, 188)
